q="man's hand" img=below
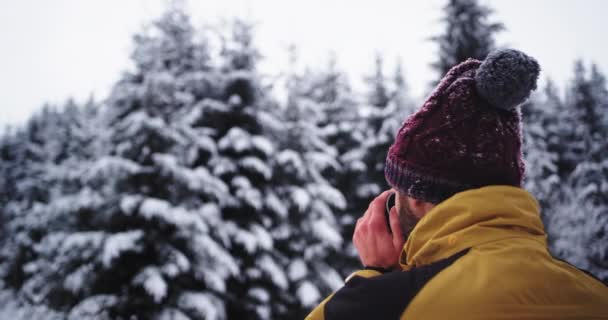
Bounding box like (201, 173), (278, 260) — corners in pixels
(353, 190), (406, 270)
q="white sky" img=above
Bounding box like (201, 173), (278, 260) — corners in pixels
(1, 0), (607, 127)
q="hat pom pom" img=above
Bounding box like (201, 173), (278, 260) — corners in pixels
(475, 49), (540, 111)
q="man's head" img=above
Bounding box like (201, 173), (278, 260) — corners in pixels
(385, 49), (540, 206)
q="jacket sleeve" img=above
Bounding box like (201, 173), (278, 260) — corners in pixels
(305, 250), (468, 320)
(304, 269), (382, 320)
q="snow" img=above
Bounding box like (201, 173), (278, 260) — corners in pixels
(193, 234), (239, 278)
(119, 194), (142, 215)
(161, 247), (191, 278)
(153, 308), (190, 320)
(68, 294), (119, 320)
(251, 135), (275, 156)
(120, 110), (186, 145)
(231, 175), (252, 189)
(177, 291), (225, 320)
(310, 200), (336, 223)
(291, 187), (311, 212)
(255, 305), (271, 320)
(306, 151), (341, 171)
(239, 156), (272, 180)
(138, 197), (208, 233)
(203, 270), (228, 293)
(318, 264), (344, 290)
(312, 219), (343, 249)
(297, 281), (321, 307)
(233, 227), (258, 254)
(61, 231), (105, 253)
(218, 127), (251, 153)
(102, 230), (144, 268)
(191, 167), (230, 199)
(63, 264), (94, 294)
(257, 110), (286, 132)
(288, 259), (308, 281)
(211, 156), (237, 177)
(265, 192), (288, 218)
(85, 156), (141, 180)
(0, 290), (65, 320)
(236, 187), (263, 211)
(248, 287), (270, 303)
(153, 153), (230, 199)
(356, 183), (382, 198)
(134, 267), (168, 303)
(257, 254), (288, 290)
(194, 134), (218, 156)
(231, 224), (273, 254)
(251, 224), (273, 250)
(277, 149), (303, 168)
(310, 184), (347, 210)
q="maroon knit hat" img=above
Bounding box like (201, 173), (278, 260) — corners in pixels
(385, 49), (540, 204)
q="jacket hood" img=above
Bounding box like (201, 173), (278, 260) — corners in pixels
(400, 185), (546, 269)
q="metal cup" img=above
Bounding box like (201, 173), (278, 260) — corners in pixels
(385, 192), (396, 233)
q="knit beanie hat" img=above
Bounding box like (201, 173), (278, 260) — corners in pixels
(385, 49), (540, 204)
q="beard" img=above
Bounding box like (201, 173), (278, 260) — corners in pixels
(396, 195), (421, 239)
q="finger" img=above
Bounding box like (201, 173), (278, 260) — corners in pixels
(364, 189), (392, 220)
(372, 190), (393, 215)
(389, 206), (406, 249)
(368, 190), (394, 229)
(355, 217), (364, 229)
(362, 207), (371, 220)
(356, 217), (368, 237)
(353, 217), (364, 241)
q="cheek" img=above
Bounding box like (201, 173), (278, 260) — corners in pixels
(395, 194), (407, 217)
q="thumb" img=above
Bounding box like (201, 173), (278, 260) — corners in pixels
(389, 206), (406, 250)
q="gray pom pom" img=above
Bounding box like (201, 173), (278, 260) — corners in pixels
(475, 49), (540, 111)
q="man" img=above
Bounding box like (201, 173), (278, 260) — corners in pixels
(306, 49), (608, 319)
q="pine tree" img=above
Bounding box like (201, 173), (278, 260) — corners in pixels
(302, 57), (366, 265)
(430, 0), (504, 83)
(556, 61), (596, 176)
(521, 81), (560, 223)
(366, 53), (390, 110)
(4, 7), (237, 320)
(0, 98), (101, 309)
(569, 63), (608, 281)
(548, 61), (608, 282)
(588, 64), (608, 161)
(354, 56), (416, 235)
(0, 127), (19, 258)
(259, 65), (349, 317)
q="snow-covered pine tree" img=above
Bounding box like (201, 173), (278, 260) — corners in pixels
(265, 58), (348, 318)
(588, 64), (608, 162)
(555, 61), (595, 177)
(0, 104), (70, 289)
(392, 58), (414, 117)
(359, 55), (415, 196)
(293, 56), (365, 267)
(0, 127), (20, 275)
(193, 19), (294, 320)
(366, 54), (391, 111)
(548, 61), (608, 282)
(430, 0), (504, 84)
(192, 21), (344, 319)
(348, 55), (416, 241)
(5, 7), (237, 320)
(521, 81), (561, 224)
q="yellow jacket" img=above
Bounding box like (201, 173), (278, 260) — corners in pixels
(306, 186), (608, 319)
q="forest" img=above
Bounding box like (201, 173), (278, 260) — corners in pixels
(1, 1), (607, 319)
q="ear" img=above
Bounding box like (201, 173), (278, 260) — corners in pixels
(406, 197), (434, 218)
